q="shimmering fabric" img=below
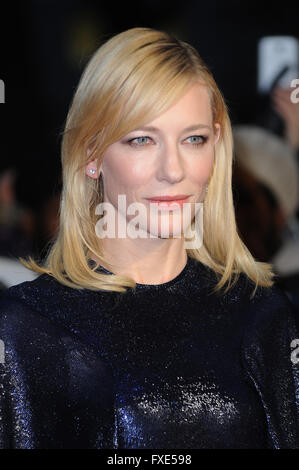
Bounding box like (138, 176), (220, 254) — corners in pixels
(0, 255), (298, 449)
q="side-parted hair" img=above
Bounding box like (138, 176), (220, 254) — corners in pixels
(20, 27), (275, 296)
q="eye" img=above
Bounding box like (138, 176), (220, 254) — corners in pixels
(185, 135), (208, 146)
(128, 136), (153, 147)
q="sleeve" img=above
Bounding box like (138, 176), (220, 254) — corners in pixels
(0, 294), (116, 449)
(241, 284), (299, 449)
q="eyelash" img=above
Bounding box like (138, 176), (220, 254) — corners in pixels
(127, 135), (208, 147)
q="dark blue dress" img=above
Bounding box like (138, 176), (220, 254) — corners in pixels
(0, 255), (298, 448)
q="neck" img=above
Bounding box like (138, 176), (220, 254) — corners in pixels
(90, 237), (188, 285)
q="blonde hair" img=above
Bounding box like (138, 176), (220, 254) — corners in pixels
(20, 27), (275, 296)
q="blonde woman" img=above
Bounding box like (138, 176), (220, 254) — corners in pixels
(0, 27), (298, 449)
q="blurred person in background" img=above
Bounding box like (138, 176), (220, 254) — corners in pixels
(272, 85), (299, 153)
(35, 190), (61, 261)
(0, 167), (38, 288)
(233, 125), (299, 312)
(270, 84), (299, 311)
(272, 84), (299, 219)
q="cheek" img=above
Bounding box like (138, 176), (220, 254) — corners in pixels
(102, 151), (152, 196)
(189, 151), (214, 185)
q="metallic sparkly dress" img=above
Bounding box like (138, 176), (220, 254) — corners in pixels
(0, 255), (298, 449)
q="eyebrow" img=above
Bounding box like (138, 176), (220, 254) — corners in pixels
(131, 124), (212, 133)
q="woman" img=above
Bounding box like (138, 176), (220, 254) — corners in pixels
(0, 27), (298, 449)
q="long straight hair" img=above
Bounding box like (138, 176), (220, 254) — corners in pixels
(20, 27), (275, 296)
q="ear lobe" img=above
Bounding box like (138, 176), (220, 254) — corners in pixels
(85, 159), (98, 178)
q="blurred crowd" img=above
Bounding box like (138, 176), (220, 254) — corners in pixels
(0, 170), (60, 288)
(232, 85), (299, 312)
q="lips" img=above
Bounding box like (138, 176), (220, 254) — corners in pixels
(145, 195), (191, 210)
(145, 195), (190, 201)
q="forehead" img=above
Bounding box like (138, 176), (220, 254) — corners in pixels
(147, 82), (213, 130)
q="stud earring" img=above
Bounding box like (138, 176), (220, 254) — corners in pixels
(89, 168), (96, 175)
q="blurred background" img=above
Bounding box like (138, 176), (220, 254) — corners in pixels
(0, 0), (298, 310)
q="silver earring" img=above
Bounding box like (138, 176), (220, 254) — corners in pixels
(89, 168), (96, 175)
(205, 185), (209, 193)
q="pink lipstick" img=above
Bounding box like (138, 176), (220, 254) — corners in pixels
(145, 195), (191, 209)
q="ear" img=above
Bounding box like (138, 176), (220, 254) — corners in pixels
(213, 123), (221, 145)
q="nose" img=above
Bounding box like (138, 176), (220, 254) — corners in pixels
(156, 139), (185, 183)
